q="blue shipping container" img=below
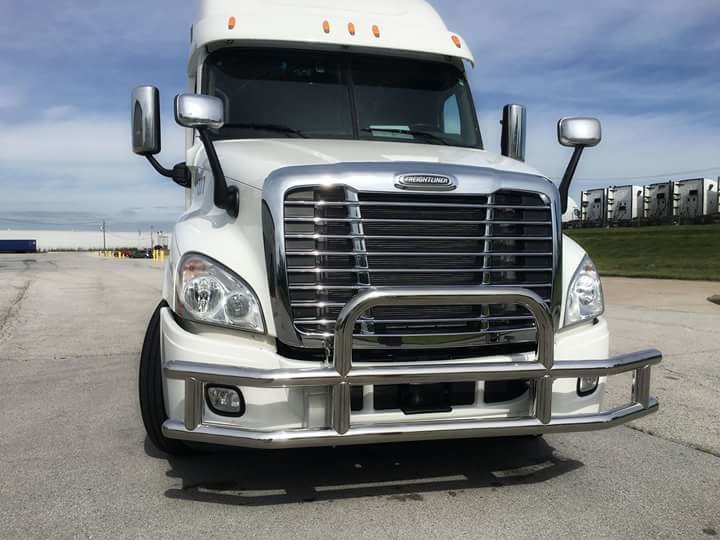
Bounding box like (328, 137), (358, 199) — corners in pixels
(0, 240), (37, 253)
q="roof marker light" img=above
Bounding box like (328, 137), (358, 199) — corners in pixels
(228, 16), (236, 30)
(348, 22), (356, 36)
(452, 35), (462, 48)
(372, 25), (381, 38)
(323, 20), (331, 34)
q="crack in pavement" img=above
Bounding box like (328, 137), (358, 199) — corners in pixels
(626, 424), (720, 459)
(0, 280), (31, 345)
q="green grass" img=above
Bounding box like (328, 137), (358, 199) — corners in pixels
(565, 224), (720, 281)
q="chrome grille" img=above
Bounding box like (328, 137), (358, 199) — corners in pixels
(283, 187), (554, 352)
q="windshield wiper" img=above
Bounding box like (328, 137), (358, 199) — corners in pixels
(361, 127), (450, 146)
(224, 123), (308, 138)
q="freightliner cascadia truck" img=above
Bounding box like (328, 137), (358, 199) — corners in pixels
(132, 0), (661, 455)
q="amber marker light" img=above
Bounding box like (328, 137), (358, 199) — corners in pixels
(323, 20), (331, 34)
(372, 25), (381, 38)
(228, 16), (237, 30)
(348, 22), (356, 36)
(452, 35), (462, 48)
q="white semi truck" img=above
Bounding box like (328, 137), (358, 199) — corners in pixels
(132, 0), (661, 455)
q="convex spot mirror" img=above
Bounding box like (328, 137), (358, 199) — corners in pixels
(131, 86), (161, 156)
(174, 94), (225, 130)
(558, 117), (602, 148)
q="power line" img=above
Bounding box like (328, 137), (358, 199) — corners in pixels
(574, 165), (720, 183)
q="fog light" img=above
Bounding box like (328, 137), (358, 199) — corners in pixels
(206, 385), (245, 417)
(577, 377), (599, 397)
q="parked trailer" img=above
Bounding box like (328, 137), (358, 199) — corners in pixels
(581, 188), (608, 226)
(675, 178), (718, 221)
(608, 185), (643, 223)
(562, 196), (581, 225)
(644, 181), (678, 223)
(0, 240), (37, 254)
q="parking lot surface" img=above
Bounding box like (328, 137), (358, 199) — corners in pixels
(0, 253), (718, 539)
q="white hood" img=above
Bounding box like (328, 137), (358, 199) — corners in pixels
(212, 139), (547, 190)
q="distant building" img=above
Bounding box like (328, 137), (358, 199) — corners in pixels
(0, 230), (171, 251)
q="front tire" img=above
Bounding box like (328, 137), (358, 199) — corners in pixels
(139, 302), (191, 456)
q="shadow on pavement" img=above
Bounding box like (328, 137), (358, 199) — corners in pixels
(155, 436), (582, 506)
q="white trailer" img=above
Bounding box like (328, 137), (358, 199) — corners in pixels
(675, 178), (718, 220)
(645, 181), (678, 222)
(581, 188), (608, 226)
(608, 185), (643, 223)
(562, 196), (581, 225)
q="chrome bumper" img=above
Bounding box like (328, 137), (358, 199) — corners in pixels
(163, 287), (661, 449)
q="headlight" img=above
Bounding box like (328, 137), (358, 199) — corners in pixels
(176, 253), (265, 333)
(564, 255), (604, 327)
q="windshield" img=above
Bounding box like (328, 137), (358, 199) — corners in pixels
(203, 48), (483, 149)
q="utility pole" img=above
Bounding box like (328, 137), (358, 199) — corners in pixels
(150, 226), (154, 250)
(101, 220), (107, 251)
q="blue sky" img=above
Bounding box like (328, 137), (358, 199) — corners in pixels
(1, 0), (719, 231)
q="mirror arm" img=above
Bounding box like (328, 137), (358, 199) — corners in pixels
(559, 145), (586, 214)
(145, 155), (191, 189)
(197, 129), (239, 218)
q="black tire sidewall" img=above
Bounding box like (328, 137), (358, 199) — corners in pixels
(138, 302), (190, 456)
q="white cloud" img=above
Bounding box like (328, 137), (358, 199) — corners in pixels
(0, 114), (184, 174)
(0, 112), (186, 219)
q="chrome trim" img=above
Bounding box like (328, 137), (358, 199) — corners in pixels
(165, 350), (662, 389)
(501, 104), (527, 162)
(131, 86), (161, 156)
(284, 234), (554, 240)
(395, 173), (458, 191)
(174, 93), (225, 130)
(262, 162), (563, 351)
(558, 117), (602, 148)
(184, 378), (203, 431)
(332, 289), (554, 379)
(295, 315), (535, 325)
(163, 401), (659, 449)
(287, 268), (554, 274)
(162, 289), (661, 447)
(287, 251), (554, 257)
(288, 284), (554, 292)
(285, 201), (549, 210)
(284, 217), (553, 225)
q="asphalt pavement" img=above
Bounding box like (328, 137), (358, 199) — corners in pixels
(0, 253), (718, 539)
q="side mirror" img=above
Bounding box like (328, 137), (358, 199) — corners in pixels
(558, 117), (602, 148)
(174, 94), (237, 218)
(500, 104), (526, 162)
(557, 116), (602, 213)
(131, 86), (161, 156)
(174, 94), (225, 129)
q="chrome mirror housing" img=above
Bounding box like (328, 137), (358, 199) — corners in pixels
(501, 104), (527, 162)
(174, 94), (225, 129)
(131, 86), (161, 156)
(558, 117), (602, 148)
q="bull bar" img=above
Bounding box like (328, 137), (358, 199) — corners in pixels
(162, 287), (661, 448)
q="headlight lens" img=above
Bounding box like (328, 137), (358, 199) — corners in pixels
(565, 255), (604, 327)
(176, 253), (264, 333)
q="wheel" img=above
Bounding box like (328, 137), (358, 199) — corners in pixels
(139, 302), (192, 456)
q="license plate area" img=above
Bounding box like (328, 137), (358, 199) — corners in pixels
(373, 383), (476, 415)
